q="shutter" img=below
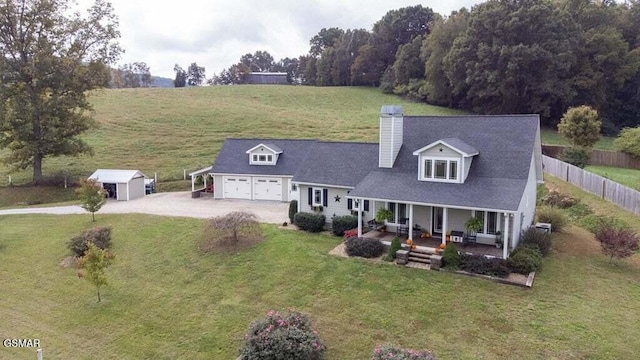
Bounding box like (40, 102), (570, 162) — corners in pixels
(322, 189), (328, 207)
(308, 187), (312, 205)
(347, 198), (353, 210)
(364, 200), (370, 212)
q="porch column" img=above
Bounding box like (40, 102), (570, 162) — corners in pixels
(191, 175), (195, 192)
(408, 203), (414, 240)
(357, 199), (363, 237)
(503, 213), (510, 259)
(442, 207), (448, 245)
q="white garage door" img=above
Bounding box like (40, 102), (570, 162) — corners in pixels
(223, 176), (251, 199)
(253, 177), (282, 201)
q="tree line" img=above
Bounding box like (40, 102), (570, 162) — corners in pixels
(217, 0), (640, 131)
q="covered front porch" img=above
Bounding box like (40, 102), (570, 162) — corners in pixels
(362, 230), (504, 258)
(353, 199), (517, 259)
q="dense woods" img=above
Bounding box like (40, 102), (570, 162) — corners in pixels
(217, 0), (640, 131)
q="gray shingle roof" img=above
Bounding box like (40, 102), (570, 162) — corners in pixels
(262, 143), (282, 153)
(293, 142), (379, 187)
(349, 114), (540, 211)
(439, 138), (478, 156)
(212, 139), (315, 176)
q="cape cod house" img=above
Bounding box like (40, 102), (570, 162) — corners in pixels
(210, 106), (543, 258)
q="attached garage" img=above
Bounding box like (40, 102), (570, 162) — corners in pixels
(88, 169), (147, 201)
(253, 177), (282, 201)
(223, 176), (251, 199)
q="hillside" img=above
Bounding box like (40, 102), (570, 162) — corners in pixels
(0, 86), (465, 185)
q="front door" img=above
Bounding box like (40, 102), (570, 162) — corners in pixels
(432, 207), (443, 235)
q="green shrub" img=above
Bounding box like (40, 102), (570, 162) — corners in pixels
(288, 200), (298, 224)
(240, 310), (325, 360)
(345, 237), (385, 258)
(294, 212), (326, 233)
(614, 126), (640, 158)
(331, 215), (358, 236)
(68, 227), (112, 257)
(566, 202), (593, 220)
(384, 237), (402, 262)
(441, 242), (461, 269)
(520, 227), (552, 256)
(536, 206), (568, 233)
(508, 246), (542, 274)
(579, 214), (630, 234)
(460, 255), (510, 277)
(558, 146), (590, 168)
(372, 344), (436, 360)
(541, 191), (578, 208)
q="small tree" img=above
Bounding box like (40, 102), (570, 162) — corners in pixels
(288, 200), (298, 224)
(78, 242), (114, 303)
(614, 126), (640, 158)
(76, 178), (107, 222)
(200, 211), (263, 252)
(595, 226), (639, 263)
(557, 106), (601, 148)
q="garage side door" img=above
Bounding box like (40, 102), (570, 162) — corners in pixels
(223, 176), (251, 199)
(253, 177), (282, 201)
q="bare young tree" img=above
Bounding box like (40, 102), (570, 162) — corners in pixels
(200, 211), (263, 253)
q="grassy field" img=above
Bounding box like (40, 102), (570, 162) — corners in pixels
(584, 165), (640, 191)
(1, 213), (638, 360)
(0, 86), (466, 186)
(539, 128), (615, 150)
(0, 186), (78, 208)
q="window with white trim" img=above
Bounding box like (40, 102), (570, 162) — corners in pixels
(250, 152), (275, 165)
(474, 211), (500, 235)
(386, 202), (407, 224)
(313, 188), (323, 206)
(421, 157), (459, 182)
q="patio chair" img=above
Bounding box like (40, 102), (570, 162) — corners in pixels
(396, 217), (409, 236)
(367, 219), (383, 231)
(463, 231), (477, 246)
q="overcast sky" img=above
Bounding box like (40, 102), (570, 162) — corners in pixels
(75, 0), (482, 79)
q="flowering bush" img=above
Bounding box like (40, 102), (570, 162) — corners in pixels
(371, 344), (436, 360)
(240, 310), (325, 360)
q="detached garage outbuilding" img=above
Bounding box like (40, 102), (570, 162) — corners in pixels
(88, 169), (147, 201)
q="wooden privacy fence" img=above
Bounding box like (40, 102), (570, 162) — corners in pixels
(541, 145), (640, 169)
(542, 155), (640, 215)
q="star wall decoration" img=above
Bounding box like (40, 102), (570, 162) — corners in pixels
(334, 195), (341, 202)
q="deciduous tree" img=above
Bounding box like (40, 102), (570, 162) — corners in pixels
(0, 0), (122, 184)
(595, 226), (639, 263)
(76, 178), (107, 222)
(78, 242), (114, 303)
(173, 64), (187, 87)
(187, 62), (205, 86)
(557, 105), (601, 148)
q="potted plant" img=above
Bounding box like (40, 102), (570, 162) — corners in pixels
(464, 217), (483, 234)
(495, 231), (503, 248)
(375, 208), (393, 232)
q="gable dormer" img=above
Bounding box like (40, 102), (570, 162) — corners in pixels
(246, 143), (282, 166)
(412, 138), (478, 183)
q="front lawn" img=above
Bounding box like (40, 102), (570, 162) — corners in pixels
(1, 214), (639, 359)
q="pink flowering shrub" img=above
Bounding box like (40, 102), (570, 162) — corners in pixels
(240, 310), (325, 360)
(371, 344), (436, 360)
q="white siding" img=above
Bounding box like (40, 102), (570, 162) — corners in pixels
(392, 115), (403, 164)
(515, 151), (539, 248)
(447, 208), (469, 233)
(298, 185), (373, 224)
(420, 144), (462, 158)
(379, 118), (393, 168)
(463, 156), (473, 182)
(128, 177), (146, 200)
(116, 182), (127, 201)
(214, 175), (224, 199)
(413, 205), (431, 231)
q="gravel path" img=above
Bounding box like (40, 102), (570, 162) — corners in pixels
(0, 192), (290, 224)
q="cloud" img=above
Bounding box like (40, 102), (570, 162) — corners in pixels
(74, 0), (482, 79)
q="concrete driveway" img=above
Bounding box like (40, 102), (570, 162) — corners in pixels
(0, 192), (290, 224)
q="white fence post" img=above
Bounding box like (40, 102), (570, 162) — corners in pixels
(183, 169), (186, 180)
(36, 349), (43, 360)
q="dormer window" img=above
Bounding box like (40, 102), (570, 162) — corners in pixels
(422, 158), (459, 182)
(246, 143), (282, 166)
(413, 138), (477, 184)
